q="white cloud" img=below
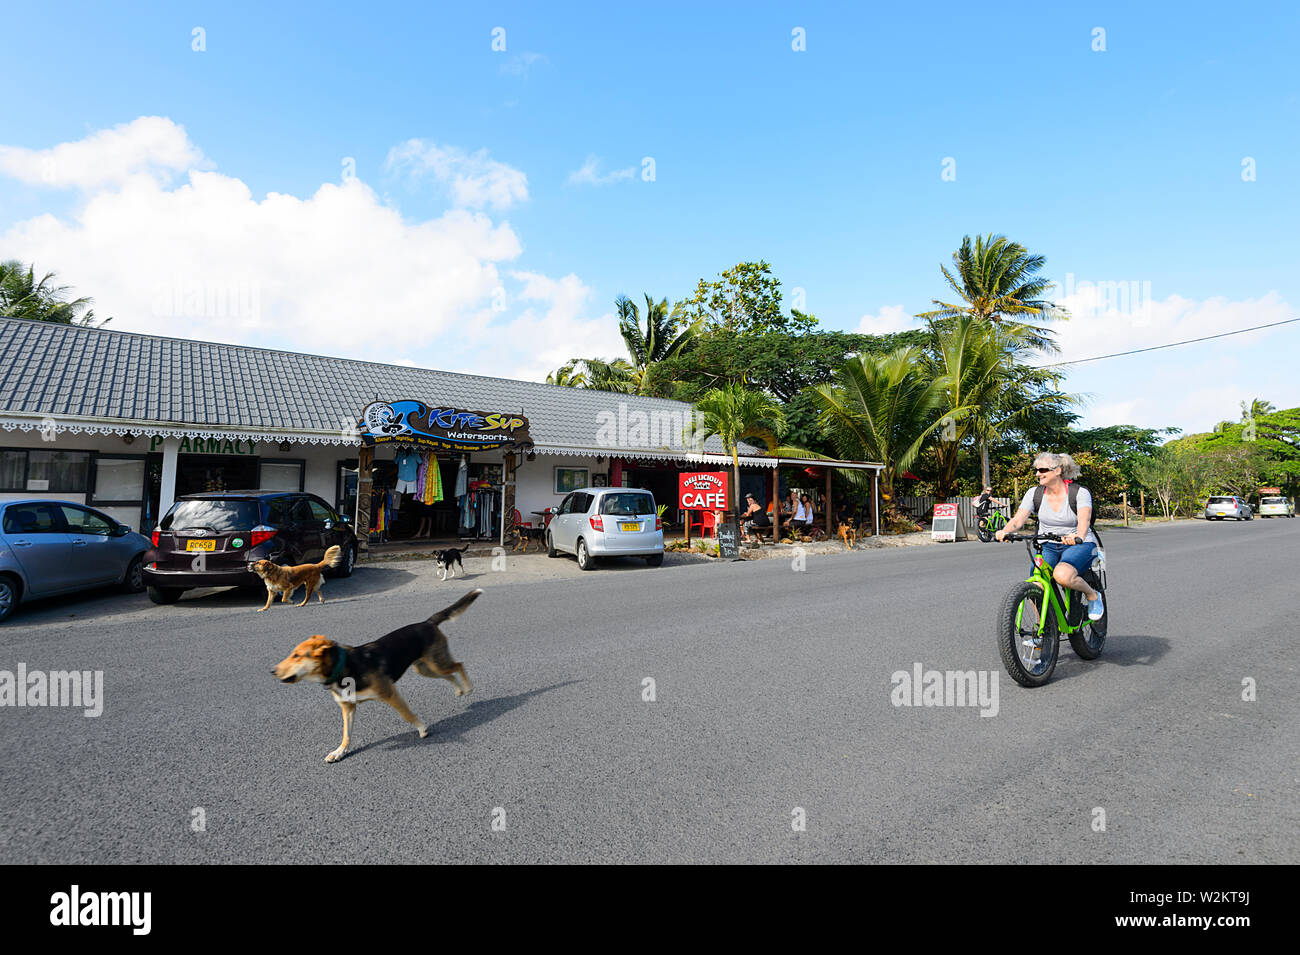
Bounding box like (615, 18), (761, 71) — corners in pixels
(0, 118), (618, 378)
(385, 139), (528, 210)
(500, 271), (627, 382)
(856, 304), (917, 336)
(499, 52), (549, 77)
(0, 117), (205, 190)
(1051, 285), (1293, 365)
(567, 155), (635, 187)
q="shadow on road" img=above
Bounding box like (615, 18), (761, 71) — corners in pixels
(1053, 633), (1172, 681)
(5, 564), (421, 627)
(346, 680), (583, 758)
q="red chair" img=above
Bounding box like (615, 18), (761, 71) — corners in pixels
(687, 509), (719, 538)
(512, 508), (531, 530)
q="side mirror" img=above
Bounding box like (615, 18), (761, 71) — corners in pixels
(113, 522), (131, 537)
(339, 515), (353, 524)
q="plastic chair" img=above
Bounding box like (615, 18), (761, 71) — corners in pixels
(687, 510), (719, 538)
(512, 508), (531, 530)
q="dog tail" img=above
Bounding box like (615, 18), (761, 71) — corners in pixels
(428, 588), (482, 625)
(320, 545), (342, 569)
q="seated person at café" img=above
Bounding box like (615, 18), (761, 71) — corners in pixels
(789, 494), (814, 536)
(741, 493), (771, 542)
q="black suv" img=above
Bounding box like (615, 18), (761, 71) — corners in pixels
(143, 490), (358, 604)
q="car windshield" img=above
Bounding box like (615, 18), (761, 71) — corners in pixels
(162, 499), (262, 532)
(600, 493), (655, 517)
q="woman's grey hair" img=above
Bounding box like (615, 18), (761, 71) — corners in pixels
(1033, 452), (1081, 480)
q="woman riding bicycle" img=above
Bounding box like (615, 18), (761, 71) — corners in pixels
(995, 452), (1104, 620)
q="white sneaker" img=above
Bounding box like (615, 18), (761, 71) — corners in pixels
(1087, 593), (1105, 620)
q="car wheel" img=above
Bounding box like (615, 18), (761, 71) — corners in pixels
(121, 555), (146, 593)
(546, 532), (558, 558)
(334, 543), (356, 578)
(0, 575), (20, 623)
(576, 538), (595, 571)
(147, 586), (185, 605)
(645, 554), (663, 567)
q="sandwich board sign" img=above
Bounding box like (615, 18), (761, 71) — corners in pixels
(716, 521), (740, 559)
(931, 503), (966, 542)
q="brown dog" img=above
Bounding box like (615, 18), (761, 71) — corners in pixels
(249, 545), (341, 612)
(838, 518), (856, 549)
(272, 589), (481, 762)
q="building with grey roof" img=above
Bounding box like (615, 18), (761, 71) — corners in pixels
(0, 317), (880, 542)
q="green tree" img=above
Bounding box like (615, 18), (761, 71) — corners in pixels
(615, 294), (701, 394)
(925, 317), (1074, 496)
(1132, 447), (1190, 521)
(807, 348), (948, 505)
(677, 261), (816, 336)
(692, 383), (787, 522)
(915, 234), (1066, 353)
(0, 260), (110, 326)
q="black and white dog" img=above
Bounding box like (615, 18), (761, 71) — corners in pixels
(434, 546), (468, 580)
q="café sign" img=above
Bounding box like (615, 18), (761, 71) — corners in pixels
(678, 471), (729, 511)
(359, 400), (532, 452)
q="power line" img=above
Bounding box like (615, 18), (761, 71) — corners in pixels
(1034, 316), (1300, 368)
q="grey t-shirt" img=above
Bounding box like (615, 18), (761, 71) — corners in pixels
(1020, 485), (1096, 543)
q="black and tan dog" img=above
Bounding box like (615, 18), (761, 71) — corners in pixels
(248, 545), (342, 611)
(272, 589), (482, 762)
(511, 525), (546, 553)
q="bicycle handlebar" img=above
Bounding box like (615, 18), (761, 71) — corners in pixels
(999, 532), (1066, 543)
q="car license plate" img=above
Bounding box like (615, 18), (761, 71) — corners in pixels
(186, 539), (216, 551)
(620, 522), (640, 531)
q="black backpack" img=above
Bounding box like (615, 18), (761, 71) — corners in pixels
(1032, 483), (1103, 545)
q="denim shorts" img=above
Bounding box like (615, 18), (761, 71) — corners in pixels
(1040, 541), (1097, 574)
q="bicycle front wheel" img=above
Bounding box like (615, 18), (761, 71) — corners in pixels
(997, 581), (1059, 687)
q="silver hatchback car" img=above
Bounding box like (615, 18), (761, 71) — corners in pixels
(1205, 495), (1253, 521)
(546, 487), (664, 570)
(0, 499), (152, 622)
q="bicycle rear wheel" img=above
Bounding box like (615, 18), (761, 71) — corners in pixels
(997, 581), (1059, 687)
(1069, 576), (1108, 660)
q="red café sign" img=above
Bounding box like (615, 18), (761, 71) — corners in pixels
(679, 472), (729, 511)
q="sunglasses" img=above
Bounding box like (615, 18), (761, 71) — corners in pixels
(1034, 467), (1058, 473)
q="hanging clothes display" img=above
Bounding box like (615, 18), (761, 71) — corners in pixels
(455, 456), (468, 499)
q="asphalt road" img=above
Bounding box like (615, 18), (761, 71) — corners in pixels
(1, 518), (1296, 864)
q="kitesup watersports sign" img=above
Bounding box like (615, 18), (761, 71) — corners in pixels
(359, 401), (532, 452)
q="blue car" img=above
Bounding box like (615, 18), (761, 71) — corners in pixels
(0, 500), (152, 622)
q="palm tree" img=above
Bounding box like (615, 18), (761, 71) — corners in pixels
(548, 293), (699, 395)
(616, 294), (701, 393)
(926, 317), (1074, 494)
(546, 360), (588, 387)
(807, 347), (948, 505)
(693, 383), (786, 522)
(0, 260), (109, 326)
(915, 234), (1065, 354)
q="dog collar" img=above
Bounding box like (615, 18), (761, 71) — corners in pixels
(327, 646), (348, 685)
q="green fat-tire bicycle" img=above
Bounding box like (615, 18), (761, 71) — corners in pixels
(996, 532), (1108, 687)
(976, 506), (1009, 543)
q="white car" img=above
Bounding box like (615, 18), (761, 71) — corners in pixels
(546, 487), (664, 570)
(1258, 495), (1295, 518)
(1205, 496), (1252, 521)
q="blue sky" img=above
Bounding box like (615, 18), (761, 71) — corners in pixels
(2, 1), (1298, 435)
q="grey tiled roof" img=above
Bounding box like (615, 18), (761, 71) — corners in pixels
(0, 317), (735, 455)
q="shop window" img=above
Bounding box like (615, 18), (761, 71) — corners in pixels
(93, 457), (145, 502)
(260, 460), (303, 492)
(24, 450), (89, 492)
(0, 450), (25, 490)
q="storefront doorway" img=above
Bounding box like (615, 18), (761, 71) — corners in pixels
(175, 455), (259, 497)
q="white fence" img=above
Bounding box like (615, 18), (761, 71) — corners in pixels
(897, 495), (1013, 530)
